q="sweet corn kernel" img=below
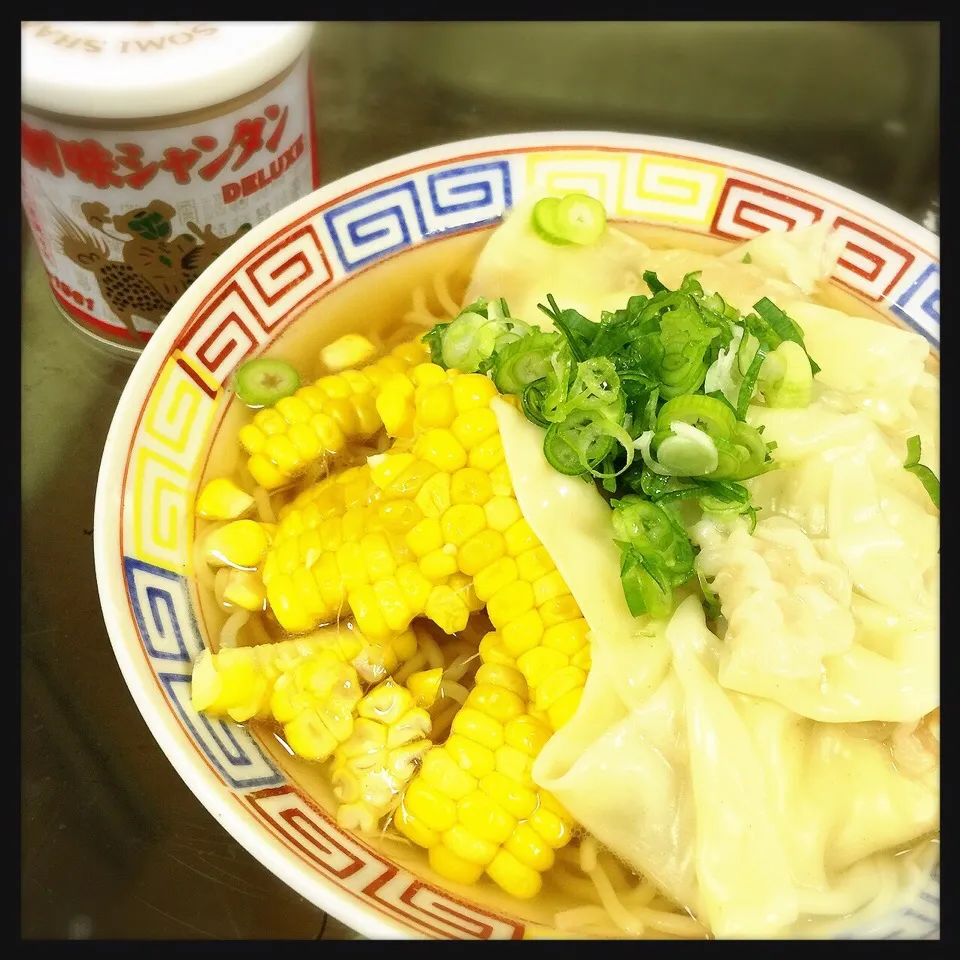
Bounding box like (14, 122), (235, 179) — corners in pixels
(321, 334), (378, 371)
(411, 362), (448, 388)
(451, 707), (504, 751)
(533, 571), (568, 606)
(421, 747), (478, 801)
(196, 478), (256, 520)
(441, 504), (487, 547)
(473, 663), (527, 699)
(483, 496), (522, 533)
(387, 708), (432, 748)
(447, 572), (483, 612)
(548, 688), (584, 731)
(482, 770), (537, 819)
(377, 380), (416, 438)
(404, 780), (458, 832)
(486, 848), (542, 899)
(487, 580), (536, 629)
(472, 557), (519, 603)
(247, 454), (286, 489)
(457, 790), (516, 845)
(406, 517), (444, 557)
(388, 459), (439, 500)
(238, 423), (265, 455)
(358, 678), (414, 725)
(489, 465), (513, 497)
(283, 710), (340, 761)
(222, 569), (267, 611)
(378, 501), (422, 535)
(504, 715), (551, 757)
(516, 646), (569, 690)
(516, 546), (556, 584)
(571, 645), (592, 672)
(452, 373), (498, 413)
(535, 665), (587, 712)
(503, 519), (537, 557)
(205, 520), (269, 569)
(361, 533), (397, 581)
(414, 471), (452, 519)
(253, 407), (288, 435)
(505, 823), (555, 873)
(442, 824), (499, 866)
(542, 619), (590, 656)
(501, 609), (545, 657)
(407, 668), (443, 709)
(458, 530), (506, 577)
(527, 806), (569, 849)
(444, 734), (496, 779)
(394, 801), (440, 848)
(417, 383), (457, 429)
(478, 632), (515, 667)
(414, 429), (467, 473)
(396, 564), (433, 612)
(468, 434), (505, 472)
(370, 453), (414, 489)
(349, 584), (392, 640)
(420, 548), (459, 582)
(451, 407), (499, 451)
(429, 843), (484, 885)
(539, 594), (582, 627)
(450, 467), (493, 506)
(424, 585), (470, 635)
(393, 627), (419, 661)
(467, 683), (526, 724)
(494, 744), (535, 787)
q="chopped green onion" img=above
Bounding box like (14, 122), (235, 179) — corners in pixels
(656, 394), (737, 441)
(654, 422), (719, 476)
(697, 567), (722, 619)
(234, 358), (300, 408)
(736, 343), (768, 419)
(554, 193), (608, 245)
(761, 340), (813, 408)
(531, 193), (607, 246)
(492, 331), (559, 395)
(752, 298), (821, 375)
(904, 435), (940, 509)
(741, 252), (752, 264)
(531, 197), (572, 245)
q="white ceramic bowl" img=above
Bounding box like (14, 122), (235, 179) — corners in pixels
(94, 132), (940, 940)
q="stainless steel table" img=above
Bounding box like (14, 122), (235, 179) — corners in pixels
(21, 21), (939, 940)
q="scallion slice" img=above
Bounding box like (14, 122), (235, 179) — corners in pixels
(904, 435), (940, 509)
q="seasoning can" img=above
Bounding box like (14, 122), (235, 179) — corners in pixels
(21, 21), (319, 353)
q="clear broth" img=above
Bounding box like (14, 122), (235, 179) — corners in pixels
(191, 222), (939, 938)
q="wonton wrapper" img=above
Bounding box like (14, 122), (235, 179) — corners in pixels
(466, 202), (842, 326)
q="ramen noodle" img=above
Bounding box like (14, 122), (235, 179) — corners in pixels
(187, 195), (939, 939)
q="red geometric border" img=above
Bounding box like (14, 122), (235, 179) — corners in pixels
(829, 215), (915, 301)
(245, 786), (525, 940)
(710, 177), (824, 239)
(245, 223), (332, 316)
(116, 140), (938, 941)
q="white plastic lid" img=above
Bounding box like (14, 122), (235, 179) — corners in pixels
(21, 21), (315, 120)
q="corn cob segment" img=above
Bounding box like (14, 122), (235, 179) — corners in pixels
(239, 337), (429, 490)
(330, 678), (432, 833)
(190, 622), (418, 723)
(394, 658), (574, 898)
(262, 368), (590, 730)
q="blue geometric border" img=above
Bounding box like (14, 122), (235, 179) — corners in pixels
(323, 157), (514, 274)
(123, 556), (204, 664)
(890, 261), (940, 347)
(159, 673), (284, 790)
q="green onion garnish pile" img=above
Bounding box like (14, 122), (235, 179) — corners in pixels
(423, 196), (827, 619)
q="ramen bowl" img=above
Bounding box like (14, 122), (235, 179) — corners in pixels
(94, 132), (940, 940)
